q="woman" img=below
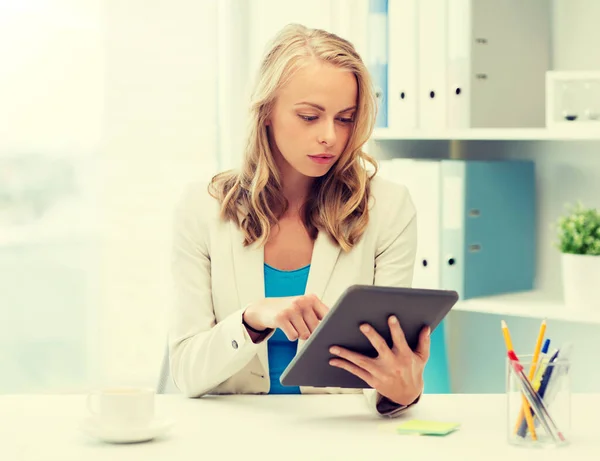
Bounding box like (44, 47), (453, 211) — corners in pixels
(168, 23), (430, 417)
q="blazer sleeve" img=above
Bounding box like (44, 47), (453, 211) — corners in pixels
(362, 181), (420, 417)
(167, 182), (267, 397)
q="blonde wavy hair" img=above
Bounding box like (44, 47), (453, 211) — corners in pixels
(209, 23), (379, 252)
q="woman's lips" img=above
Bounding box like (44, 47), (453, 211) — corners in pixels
(308, 154), (335, 164)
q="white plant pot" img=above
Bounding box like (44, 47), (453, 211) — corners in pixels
(561, 253), (600, 311)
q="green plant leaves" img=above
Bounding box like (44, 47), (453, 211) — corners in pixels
(555, 202), (600, 255)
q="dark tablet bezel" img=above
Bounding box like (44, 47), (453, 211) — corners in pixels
(279, 284), (459, 389)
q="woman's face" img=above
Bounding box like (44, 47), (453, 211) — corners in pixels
(266, 60), (357, 180)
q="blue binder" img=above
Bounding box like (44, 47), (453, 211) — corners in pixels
(367, 0), (388, 128)
(440, 159), (536, 299)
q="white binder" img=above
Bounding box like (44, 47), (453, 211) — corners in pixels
(387, 0), (418, 130)
(380, 159), (442, 290)
(417, 0), (448, 129)
(445, 0), (550, 128)
(446, 0), (471, 129)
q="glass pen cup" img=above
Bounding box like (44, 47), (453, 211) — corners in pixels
(506, 354), (571, 448)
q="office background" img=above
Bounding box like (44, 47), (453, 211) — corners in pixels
(1, 0), (599, 395)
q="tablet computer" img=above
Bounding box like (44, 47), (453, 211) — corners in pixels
(279, 284), (459, 389)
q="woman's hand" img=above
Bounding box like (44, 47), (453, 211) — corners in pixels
(328, 315), (430, 406)
(243, 294), (329, 340)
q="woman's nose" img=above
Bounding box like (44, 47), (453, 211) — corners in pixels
(317, 120), (336, 147)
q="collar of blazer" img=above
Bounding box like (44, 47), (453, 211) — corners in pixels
(230, 220), (341, 372)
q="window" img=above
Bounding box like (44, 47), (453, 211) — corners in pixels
(0, 0), (219, 393)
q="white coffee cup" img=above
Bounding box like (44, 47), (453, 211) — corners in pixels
(86, 387), (155, 428)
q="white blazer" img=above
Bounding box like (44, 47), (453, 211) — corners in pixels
(168, 175), (418, 417)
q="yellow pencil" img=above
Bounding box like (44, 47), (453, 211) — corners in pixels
(512, 319), (547, 437)
(529, 319), (547, 379)
(501, 320), (537, 440)
(501, 320), (514, 351)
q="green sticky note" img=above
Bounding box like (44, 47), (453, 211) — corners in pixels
(396, 419), (460, 436)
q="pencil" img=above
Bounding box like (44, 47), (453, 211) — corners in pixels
(501, 320), (537, 440)
(513, 319), (547, 436)
(501, 320), (514, 351)
(529, 320), (547, 378)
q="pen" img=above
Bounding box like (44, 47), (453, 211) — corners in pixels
(528, 344), (573, 437)
(508, 351), (566, 444)
(537, 348), (559, 397)
(513, 319), (546, 437)
(539, 343), (572, 402)
(501, 320), (537, 440)
(517, 347), (559, 438)
(533, 339), (551, 388)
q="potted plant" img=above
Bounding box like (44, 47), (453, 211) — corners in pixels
(556, 202), (600, 311)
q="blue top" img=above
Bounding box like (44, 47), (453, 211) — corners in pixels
(264, 263), (310, 394)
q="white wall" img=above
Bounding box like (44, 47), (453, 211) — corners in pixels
(552, 0), (600, 70)
(0, 0), (103, 155)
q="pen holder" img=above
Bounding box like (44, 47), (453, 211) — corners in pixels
(506, 354), (571, 448)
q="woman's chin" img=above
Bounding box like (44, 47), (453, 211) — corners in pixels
(300, 160), (336, 178)
(301, 167), (333, 178)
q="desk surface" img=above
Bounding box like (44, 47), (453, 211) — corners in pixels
(1, 393), (598, 461)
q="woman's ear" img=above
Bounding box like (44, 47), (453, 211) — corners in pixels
(265, 119), (271, 126)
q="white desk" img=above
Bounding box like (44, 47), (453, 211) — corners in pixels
(1, 394), (598, 461)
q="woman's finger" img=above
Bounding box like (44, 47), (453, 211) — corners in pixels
(304, 293), (329, 320)
(329, 358), (375, 388)
(389, 316), (412, 356)
(414, 325), (431, 362)
(329, 346), (382, 380)
(279, 319), (299, 341)
(360, 323), (393, 359)
(314, 299), (329, 320)
(302, 309), (321, 333)
(288, 310), (311, 340)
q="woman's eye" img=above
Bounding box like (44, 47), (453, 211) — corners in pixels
(298, 115), (354, 123)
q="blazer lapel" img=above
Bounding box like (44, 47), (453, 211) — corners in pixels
(305, 231), (341, 300)
(298, 231), (341, 352)
(229, 221), (269, 372)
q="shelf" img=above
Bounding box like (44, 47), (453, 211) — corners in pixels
(453, 291), (600, 325)
(372, 127), (600, 141)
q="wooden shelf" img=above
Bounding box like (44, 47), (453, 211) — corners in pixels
(452, 291), (600, 325)
(372, 127), (600, 141)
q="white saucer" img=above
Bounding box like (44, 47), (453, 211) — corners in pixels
(80, 417), (175, 444)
